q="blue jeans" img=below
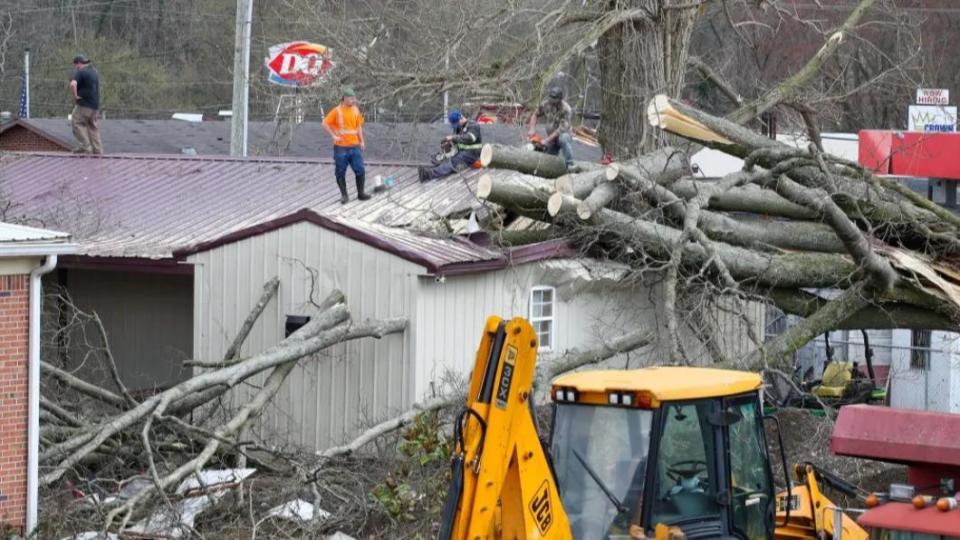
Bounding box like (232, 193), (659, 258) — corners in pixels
(429, 150), (479, 180)
(546, 132), (574, 166)
(334, 145), (365, 180)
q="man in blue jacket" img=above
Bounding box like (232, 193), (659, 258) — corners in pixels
(419, 110), (483, 182)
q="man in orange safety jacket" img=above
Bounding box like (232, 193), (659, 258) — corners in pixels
(323, 87), (370, 204)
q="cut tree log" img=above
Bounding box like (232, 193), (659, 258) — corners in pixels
(477, 173), (557, 222)
(577, 181), (621, 220)
(480, 144), (597, 178)
(669, 180), (816, 220)
(555, 168), (609, 198)
(542, 192), (858, 289)
(544, 172), (845, 253)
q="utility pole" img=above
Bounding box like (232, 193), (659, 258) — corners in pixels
(230, 0), (254, 157)
(23, 48), (30, 119)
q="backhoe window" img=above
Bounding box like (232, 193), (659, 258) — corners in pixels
(551, 404), (653, 539)
(651, 401), (722, 526)
(728, 399), (773, 539)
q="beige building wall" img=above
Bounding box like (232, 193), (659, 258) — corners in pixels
(188, 221), (418, 450)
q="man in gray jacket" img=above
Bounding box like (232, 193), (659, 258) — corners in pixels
(527, 86), (574, 171)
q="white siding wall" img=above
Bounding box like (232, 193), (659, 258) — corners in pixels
(188, 222), (419, 451)
(890, 330), (960, 413)
(411, 265), (765, 401)
(190, 223), (766, 450)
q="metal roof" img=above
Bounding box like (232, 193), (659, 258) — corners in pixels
(0, 222), (70, 243)
(0, 153), (570, 271)
(0, 221), (76, 257)
(6, 119), (603, 162)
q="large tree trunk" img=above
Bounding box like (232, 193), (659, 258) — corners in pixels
(597, 0), (699, 157)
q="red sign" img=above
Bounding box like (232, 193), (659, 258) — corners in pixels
(265, 41), (334, 87)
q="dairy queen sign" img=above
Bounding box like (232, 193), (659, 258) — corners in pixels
(265, 41), (334, 87)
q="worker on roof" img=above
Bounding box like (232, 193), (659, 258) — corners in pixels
(527, 86), (576, 172)
(69, 54), (103, 155)
(323, 87), (370, 204)
(418, 110), (483, 182)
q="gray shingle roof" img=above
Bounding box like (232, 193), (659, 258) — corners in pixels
(18, 119), (603, 162)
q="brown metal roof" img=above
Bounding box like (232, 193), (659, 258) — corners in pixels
(172, 209), (576, 275)
(0, 152), (570, 273)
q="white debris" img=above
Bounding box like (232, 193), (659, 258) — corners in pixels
(266, 498), (332, 522)
(62, 533), (120, 540)
(123, 491), (225, 538)
(175, 468), (256, 496)
(325, 532), (356, 540)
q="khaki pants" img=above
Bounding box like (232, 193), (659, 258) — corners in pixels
(71, 105), (103, 154)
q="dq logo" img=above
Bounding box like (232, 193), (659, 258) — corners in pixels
(265, 41), (334, 87)
(529, 480), (553, 534)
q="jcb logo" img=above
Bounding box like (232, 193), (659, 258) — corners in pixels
(529, 481), (553, 534)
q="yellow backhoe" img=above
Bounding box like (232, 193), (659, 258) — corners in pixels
(437, 316), (868, 540)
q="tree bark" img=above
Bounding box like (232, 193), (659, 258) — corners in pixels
(769, 288), (957, 331)
(477, 173), (557, 222)
(597, 0), (699, 157)
(747, 283), (872, 369)
(480, 144), (588, 178)
(545, 192), (859, 289)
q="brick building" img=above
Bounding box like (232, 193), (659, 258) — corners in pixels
(0, 223), (74, 535)
(0, 119), (73, 153)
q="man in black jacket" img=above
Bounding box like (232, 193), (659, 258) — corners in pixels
(419, 110), (482, 181)
(69, 55), (103, 154)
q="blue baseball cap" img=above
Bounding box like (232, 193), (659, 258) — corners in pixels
(448, 110), (462, 124)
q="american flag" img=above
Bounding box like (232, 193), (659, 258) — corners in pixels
(17, 75), (28, 118)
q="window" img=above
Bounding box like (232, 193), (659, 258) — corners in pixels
(910, 329), (931, 371)
(651, 402), (722, 526)
(529, 286), (556, 350)
(728, 399), (773, 540)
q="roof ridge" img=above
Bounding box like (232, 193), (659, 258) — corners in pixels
(0, 151), (423, 167)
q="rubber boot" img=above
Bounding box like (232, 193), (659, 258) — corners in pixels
(336, 177), (349, 204)
(356, 175), (371, 200)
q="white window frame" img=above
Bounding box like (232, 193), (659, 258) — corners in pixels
(528, 285), (556, 351)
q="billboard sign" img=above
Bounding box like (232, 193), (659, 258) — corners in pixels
(907, 105), (957, 132)
(916, 88), (949, 106)
(265, 41), (334, 87)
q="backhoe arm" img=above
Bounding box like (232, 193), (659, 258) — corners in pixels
(775, 464), (868, 539)
(438, 316), (572, 540)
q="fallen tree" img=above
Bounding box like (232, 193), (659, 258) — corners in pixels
(39, 282), (407, 533)
(474, 96), (960, 370)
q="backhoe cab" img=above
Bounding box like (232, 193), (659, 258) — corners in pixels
(551, 369), (775, 539)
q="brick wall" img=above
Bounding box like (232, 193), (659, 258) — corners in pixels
(0, 125), (68, 152)
(0, 275), (29, 531)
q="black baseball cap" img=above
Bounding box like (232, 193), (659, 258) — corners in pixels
(72, 55), (90, 64)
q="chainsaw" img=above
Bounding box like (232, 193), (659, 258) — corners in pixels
(431, 139), (459, 166)
(525, 133), (548, 153)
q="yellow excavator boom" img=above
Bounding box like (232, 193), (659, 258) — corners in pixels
(438, 316), (572, 539)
